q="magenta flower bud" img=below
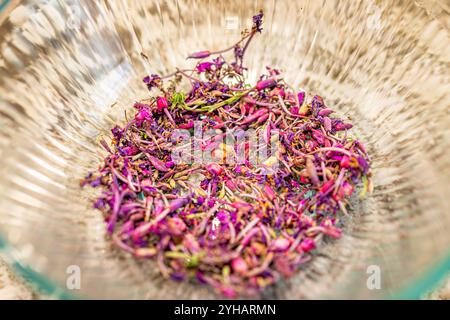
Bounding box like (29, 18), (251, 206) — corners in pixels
(156, 96), (168, 112)
(256, 113), (269, 124)
(216, 210), (228, 223)
(297, 91), (305, 106)
(240, 108), (268, 125)
(165, 161), (175, 168)
(207, 199), (215, 208)
(323, 116), (332, 132)
(196, 196), (205, 205)
(322, 226), (342, 239)
(334, 122), (353, 131)
(312, 129), (325, 145)
(187, 50), (211, 59)
(256, 78), (277, 91)
(318, 108), (333, 116)
(135, 108), (152, 122)
(121, 146), (139, 156)
(300, 238), (316, 252)
(290, 106), (299, 115)
(340, 155), (351, 168)
(319, 179), (335, 194)
(272, 237), (290, 252)
(178, 119), (194, 129)
(147, 155), (169, 172)
(196, 61), (213, 72)
(231, 257), (248, 274)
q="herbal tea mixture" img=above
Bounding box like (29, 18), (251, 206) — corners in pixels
(82, 12), (372, 298)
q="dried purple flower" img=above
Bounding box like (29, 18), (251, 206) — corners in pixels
(318, 108), (333, 116)
(297, 91), (305, 106)
(252, 11), (264, 32)
(196, 62), (213, 72)
(334, 120), (353, 131)
(300, 238), (316, 252)
(111, 126), (124, 140)
(256, 78), (277, 91)
(143, 74), (161, 90)
(156, 97), (168, 112)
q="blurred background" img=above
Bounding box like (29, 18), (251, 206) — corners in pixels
(0, 0), (449, 299)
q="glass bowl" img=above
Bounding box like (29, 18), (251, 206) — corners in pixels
(0, 0), (449, 299)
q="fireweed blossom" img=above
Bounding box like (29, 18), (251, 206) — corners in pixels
(82, 11), (372, 298)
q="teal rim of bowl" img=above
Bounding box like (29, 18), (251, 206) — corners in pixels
(0, 234), (79, 300)
(393, 251), (450, 299)
(0, 0), (10, 13)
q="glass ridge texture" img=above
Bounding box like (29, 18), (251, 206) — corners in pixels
(0, 0), (449, 299)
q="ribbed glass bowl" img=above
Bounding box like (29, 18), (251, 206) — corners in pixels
(0, 0), (449, 299)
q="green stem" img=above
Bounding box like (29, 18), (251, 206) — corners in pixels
(206, 89), (251, 113)
(164, 251), (190, 260)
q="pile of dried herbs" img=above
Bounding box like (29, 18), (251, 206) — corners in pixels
(82, 11), (372, 298)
